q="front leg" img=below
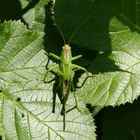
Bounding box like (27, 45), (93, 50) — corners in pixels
(72, 64), (87, 72)
(72, 55), (82, 61)
(49, 53), (61, 60)
(44, 64), (59, 83)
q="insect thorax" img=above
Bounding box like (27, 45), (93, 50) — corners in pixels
(61, 44), (72, 64)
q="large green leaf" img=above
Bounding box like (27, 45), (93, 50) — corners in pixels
(0, 21), (96, 140)
(0, 21), (46, 86)
(77, 72), (140, 106)
(0, 81), (96, 140)
(76, 17), (140, 106)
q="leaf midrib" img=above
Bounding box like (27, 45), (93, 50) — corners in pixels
(0, 93), (65, 140)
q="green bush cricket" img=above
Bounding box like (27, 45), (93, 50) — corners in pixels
(45, 44), (87, 131)
(44, 10), (93, 131)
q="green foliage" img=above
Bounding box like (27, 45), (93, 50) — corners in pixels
(0, 21), (96, 139)
(0, 0), (140, 139)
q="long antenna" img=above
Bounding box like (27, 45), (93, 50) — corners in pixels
(46, 0), (94, 45)
(45, 0), (66, 44)
(54, 20), (66, 44)
(68, 11), (94, 44)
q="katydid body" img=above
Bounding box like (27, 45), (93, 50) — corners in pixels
(46, 44), (86, 131)
(44, 3), (92, 131)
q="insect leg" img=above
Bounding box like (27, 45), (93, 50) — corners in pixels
(72, 64), (87, 72)
(51, 75), (64, 113)
(56, 77), (63, 103)
(52, 84), (57, 113)
(61, 81), (72, 114)
(72, 55), (82, 61)
(44, 64), (59, 83)
(43, 56), (51, 82)
(61, 89), (67, 131)
(66, 82), (81, 113)
(49, 53), (60, 60)
(60, 81), (71, 131)
(62, 101), (66, 131)
(77, 75), (95, 88)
